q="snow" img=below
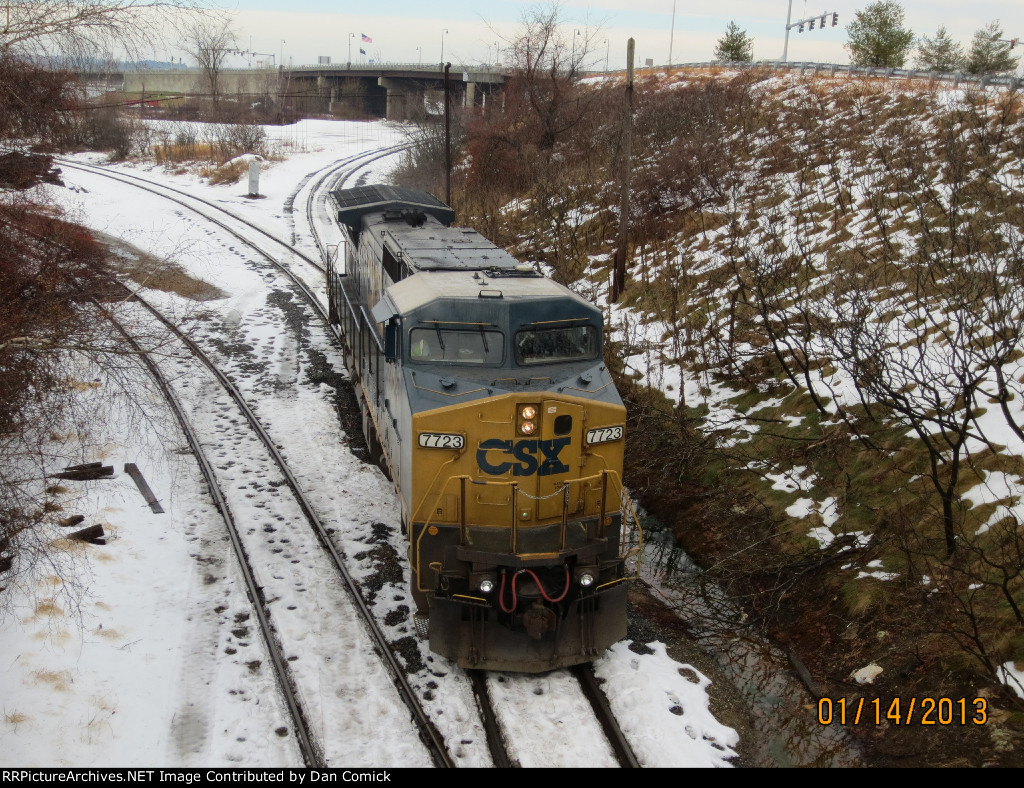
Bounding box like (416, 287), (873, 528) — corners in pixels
(0, 119), (736, 767)
(593, 642), (738, 768)
(850, 664), (883, 685)
(998, 662), (1024, 700)
(961, 472), (1024, 536)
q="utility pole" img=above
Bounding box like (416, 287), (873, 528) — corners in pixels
(444, 62), (452, 206)
(612, 38), (634, 303)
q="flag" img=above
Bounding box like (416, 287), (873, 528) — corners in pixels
(359, 48), (366, 55)
(361, 33), (372, 43)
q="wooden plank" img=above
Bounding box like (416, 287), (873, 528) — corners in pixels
(52, 465), (114, 481)
(64, 461), (103, 472)
(124, 463), (164, 513)
(69, 524), (104, 543)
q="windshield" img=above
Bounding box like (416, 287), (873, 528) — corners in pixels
(409, 327), (505, 365)
(515, 325), (599, 366)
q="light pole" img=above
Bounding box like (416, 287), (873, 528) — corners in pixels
(348, 33), (354, 68)
(280, 39), (285, 67)
(604, 38), (609, 72)
(668, 0), (676, 68)
(416, 46), (422, 64)
(441, 28), (448, 65)
(782, 0), (794, 62)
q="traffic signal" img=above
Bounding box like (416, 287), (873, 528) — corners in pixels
(820, 15), (827, 27)
(799, 23), (804, 32)
(832, 12), (838, 27)
(1012, 39), (1018, 49)
(809, 19), (815, 30)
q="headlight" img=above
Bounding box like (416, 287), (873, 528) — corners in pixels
(478, 577), (496, 594)
(519, 420), (536, 435)
(520, 405), (537, 420)
(578, 572), (595, 588)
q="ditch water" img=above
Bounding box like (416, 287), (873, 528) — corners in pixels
(637, 520), (865, 767)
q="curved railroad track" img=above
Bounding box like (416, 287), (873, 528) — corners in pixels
(100, 301), (325, 767)
(125, 288), (454, 767)
(64, 154), (453, 765)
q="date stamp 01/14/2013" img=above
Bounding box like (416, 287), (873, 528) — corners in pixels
(817, 697), (988, 726)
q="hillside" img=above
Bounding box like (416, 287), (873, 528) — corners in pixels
(395, 68), (1024, 765)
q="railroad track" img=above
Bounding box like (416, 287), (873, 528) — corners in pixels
(99, 290), (449, 765)
(64, 154), (453, 764)
(101, 301), (325, 767)
(296, 142), (412, 267)
(468, 666), (640, 768)
(137, 288), (453, 765)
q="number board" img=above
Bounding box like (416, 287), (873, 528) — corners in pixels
(418, 432), (465, 449)
(586, 425), (624, 445)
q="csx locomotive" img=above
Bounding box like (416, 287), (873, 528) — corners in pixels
(327, 184), (639, 672)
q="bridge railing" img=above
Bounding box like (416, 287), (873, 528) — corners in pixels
(286, 63), (507, 76)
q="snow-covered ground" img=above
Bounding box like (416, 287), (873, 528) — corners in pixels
(0, 119), (738, 767)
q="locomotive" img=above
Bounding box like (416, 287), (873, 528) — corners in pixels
(327, 184), (639, 672)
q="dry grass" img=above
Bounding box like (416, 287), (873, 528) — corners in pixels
(154, 141), (219, 165)
(32, 669), (73, 691)
(202, 159), (249, 185)
(33, 599), (63, 617)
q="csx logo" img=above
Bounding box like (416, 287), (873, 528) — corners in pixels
(477, 438), (571, 477)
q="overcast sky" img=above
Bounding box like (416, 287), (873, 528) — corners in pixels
(188, 1), (1024, 70)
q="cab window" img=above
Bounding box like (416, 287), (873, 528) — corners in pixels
(515, 325), (598, 366)
(409, 327), (504, 365)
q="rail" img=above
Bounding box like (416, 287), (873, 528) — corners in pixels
(411, 469), (643, 595)
(335, 275), (386, 408)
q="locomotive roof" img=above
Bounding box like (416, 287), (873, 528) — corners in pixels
(333, 183), (526, 273)
(332, 184), (455, 230)
(375, 269), (601, 322)
(372, 215), (525, 272)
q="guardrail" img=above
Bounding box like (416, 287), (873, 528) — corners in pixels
(653, 60), (1023, 89)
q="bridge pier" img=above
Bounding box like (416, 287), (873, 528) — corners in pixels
(378, 77), (424, 120)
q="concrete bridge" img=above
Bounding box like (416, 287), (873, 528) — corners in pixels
(118, 64), (508, 119)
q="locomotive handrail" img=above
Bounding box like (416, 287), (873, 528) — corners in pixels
(410, 469), (643, 594)
(360, 305), (386, 352)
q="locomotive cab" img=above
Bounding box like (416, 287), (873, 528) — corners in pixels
(328, 185), (639, 673)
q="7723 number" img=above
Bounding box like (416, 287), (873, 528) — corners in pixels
(418, 432), (465, 449)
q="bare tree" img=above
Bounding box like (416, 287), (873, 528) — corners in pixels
(501, 2), (602, 149)
(179, 15), (236, 112)
(0, 0), (203, 63)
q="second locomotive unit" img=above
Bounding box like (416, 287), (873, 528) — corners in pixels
(327, 184), (638, 673)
